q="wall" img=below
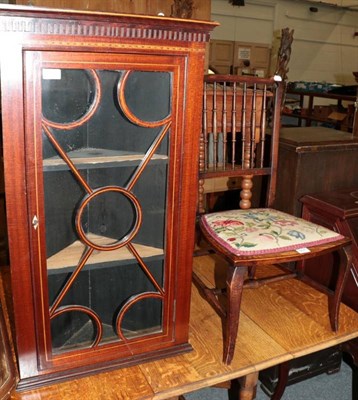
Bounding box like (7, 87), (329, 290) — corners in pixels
(3, 1), (211, 20)
(309, 0), (358, 6)
(211, 0), (358, 85)
(1, 0), (357, 83)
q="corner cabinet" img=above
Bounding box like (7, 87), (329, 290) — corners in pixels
(0, 5), (217, 390)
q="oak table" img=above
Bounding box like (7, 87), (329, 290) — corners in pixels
(1, 254), (358, 400)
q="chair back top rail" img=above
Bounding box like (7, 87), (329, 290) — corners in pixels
(204, 74), (279, 85)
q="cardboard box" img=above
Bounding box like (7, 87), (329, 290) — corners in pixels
(328, 112), (346, 121)
(313, 105), (332, 118)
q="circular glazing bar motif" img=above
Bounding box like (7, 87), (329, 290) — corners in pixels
(115, 292), (163, 341)
(50, 305), (103, 348)
(42, 69), (101, 130)
(75, 186), (142, 251)
(117, 70), (171, 128)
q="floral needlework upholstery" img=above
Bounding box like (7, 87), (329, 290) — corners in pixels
(200, 208), (344, 256)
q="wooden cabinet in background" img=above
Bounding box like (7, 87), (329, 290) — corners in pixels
(0, 4), (216, 390)
(300, 189), (358, 391)
(274, 126), (358, 217)
(300, 189), (358, 312)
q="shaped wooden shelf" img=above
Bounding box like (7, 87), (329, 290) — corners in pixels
(47, 233), (164, 272)
(43, 148), (168, 171)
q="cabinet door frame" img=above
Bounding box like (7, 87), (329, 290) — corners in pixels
(24, 50), (187, 370)
(4, 48), (195, 384)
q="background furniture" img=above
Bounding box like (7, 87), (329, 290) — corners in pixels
(0, 4), (216, 390)
(300, 189), (358, 399)
(259, 346), (343, 398)
(282, 89), (358, 133)
(274, 126), (358, 217)
(300, 189), (358, 311)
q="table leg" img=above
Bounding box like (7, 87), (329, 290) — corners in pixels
(238, 372), (259, 400)
(271, 361), (290, 400)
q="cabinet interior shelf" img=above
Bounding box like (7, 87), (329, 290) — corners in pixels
(47, 233), (164, 272)
(43, 148), (168, 171)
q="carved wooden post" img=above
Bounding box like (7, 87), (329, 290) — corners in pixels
(275, 27), (294, 114)
(171, 0), (194, 18)
(274, 27), (294, 83)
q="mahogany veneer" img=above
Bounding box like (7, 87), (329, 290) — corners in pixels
(0, 4), (217, 390)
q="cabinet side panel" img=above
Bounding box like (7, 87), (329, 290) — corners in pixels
(171, 45), (206, 342)
(0, 43), (39, 378)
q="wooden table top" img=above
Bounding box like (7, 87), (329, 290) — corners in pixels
(3, 254), (358, 400)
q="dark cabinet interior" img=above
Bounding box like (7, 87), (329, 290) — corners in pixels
(36, 63), (172, 355)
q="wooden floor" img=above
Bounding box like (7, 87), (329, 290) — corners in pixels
(3, 254), (358, 400)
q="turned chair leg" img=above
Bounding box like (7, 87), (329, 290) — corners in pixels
(224, 265), (247, 364)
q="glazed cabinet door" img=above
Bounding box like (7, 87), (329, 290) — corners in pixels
(23, 50), (189, 374)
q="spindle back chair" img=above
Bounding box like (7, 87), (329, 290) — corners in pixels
(198, 74), (281, 214)
(194, 73), (352, 365)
